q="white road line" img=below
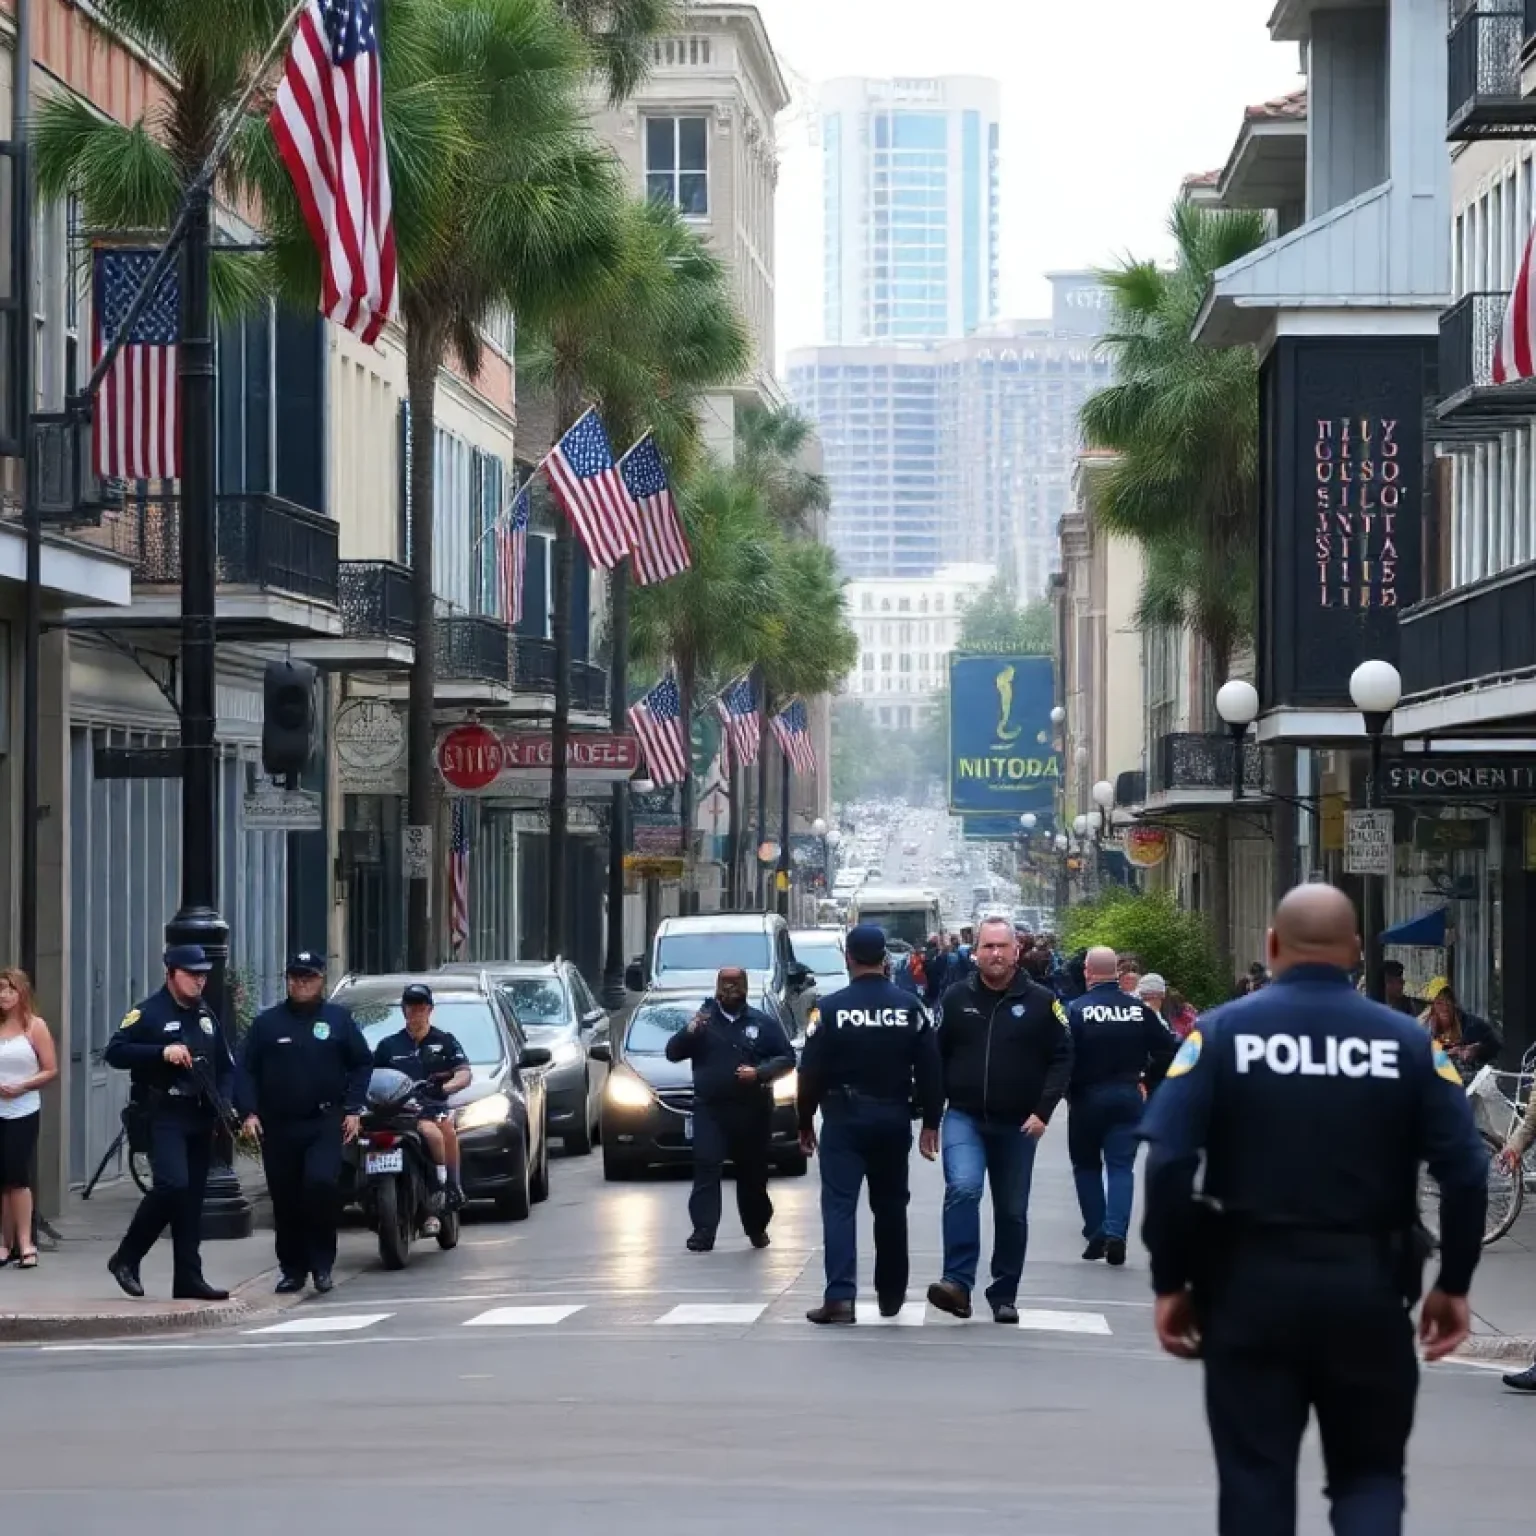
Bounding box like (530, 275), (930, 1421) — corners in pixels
(655, 1303), (767, 1326)
(245, 1312), (394, 1335)
(860, 1302), (927, 1327)
(462, 1305), (586, 1328)
(1014, 1309), (1112, 1336)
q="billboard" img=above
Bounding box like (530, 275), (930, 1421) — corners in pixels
(948, 654), (1061, 817)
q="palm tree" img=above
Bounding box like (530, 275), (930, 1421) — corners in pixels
(517, 197), (750, 950)
(734, 402), (831, 532)
(553, 0), (681, 104)
(1078, 199), (1269, 974)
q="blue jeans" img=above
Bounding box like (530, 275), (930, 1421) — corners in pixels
(819, 1096), (912, 1304)
(1067, 1083), (1143, 1243)
(939, 1107), (1039, 1308)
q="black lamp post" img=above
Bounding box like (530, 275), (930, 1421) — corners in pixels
(1216, 679), (1260, 803)
(1349, 660), (1403, 1004)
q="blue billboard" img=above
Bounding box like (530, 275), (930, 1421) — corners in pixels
(948, 655), (1061, 817)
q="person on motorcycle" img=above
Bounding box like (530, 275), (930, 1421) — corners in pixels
(371, 984), (472, 1217)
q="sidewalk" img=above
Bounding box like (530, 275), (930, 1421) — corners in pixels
(2, 1162), (374, 1344)
(1455, 1205), (1536, 1363)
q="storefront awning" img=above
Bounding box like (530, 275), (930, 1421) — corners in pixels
(1381, 908), (1448, 948)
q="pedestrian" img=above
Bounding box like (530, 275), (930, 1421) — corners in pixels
(1139, 883), (1487, 1536)
(0, 969), (57, 1270)
(1497, 1106), (1536, 1390)
(1163, 988), (1199, 1041)
(1116, 954), (1143, 994)
(927, 915), (1073, 1324)
(1381, 960), (1422, 1019)
(798, 924), (943, 1325)
(664, 966), (796, 1253)
(237, 951), (372, 1295)
(1068, 947), (1176, 1266)
(1136, 972), (1169, 1024)
(104, 944), (235, 1301)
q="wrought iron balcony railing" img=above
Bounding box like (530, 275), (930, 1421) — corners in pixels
(514, 636), (557, 693)
(1447, 1), (1536, 141)
(1150, 732), (1269, 800)
(573, 661), (609, 713)
(1400, 559), (1536, 696)
(1437, 292), (1536, 419)
(339, 560), (414, 643)
(436, 612), (513, 688)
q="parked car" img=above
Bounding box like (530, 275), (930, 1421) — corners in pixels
(591, 985), (806, 1180)
(788, 927), (849, 997)
(626, 912), (819, 1041)
(440, 959), (609, 1154)
(331, 971), (551, 1219)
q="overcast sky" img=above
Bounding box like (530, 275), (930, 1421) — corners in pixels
(761, 0), (1301, 360)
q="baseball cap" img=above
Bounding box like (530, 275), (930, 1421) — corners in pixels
(402, 982), (434, 1007)
(1138, 973), (1168, 997)
(286, 950), (326, 976)
(846, 924), (887, 965)
(164, 943), (213, 974)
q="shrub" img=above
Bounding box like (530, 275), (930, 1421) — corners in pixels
(1060, 890), (1226, 1009)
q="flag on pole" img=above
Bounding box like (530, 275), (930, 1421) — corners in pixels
(93, 249), (180, 481)
(544, 409), (640, 569)
(771, 698), (817, 775)
(715, 675), (760, 771)
(497, 481), (530, 626)
(619, 434), (691, 586)
(449, 798), (470, 956)
(271, 0), (400, 346)
(627, 675), (690, 786)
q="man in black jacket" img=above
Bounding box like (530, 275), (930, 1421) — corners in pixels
(665, 967), (796, 1253)
(928, 915), (1074, 1324)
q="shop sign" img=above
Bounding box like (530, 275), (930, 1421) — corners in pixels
(1345, 809), (1393, 877)
(1383, 756), (1536, 801)
(335, 700), (406, 793)
(948, 655), (1060, 816)
(436, 722), (505, 792)
(500, 732), (639, 779)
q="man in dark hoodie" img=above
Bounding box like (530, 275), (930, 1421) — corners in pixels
(927, 916), (1074, 1324)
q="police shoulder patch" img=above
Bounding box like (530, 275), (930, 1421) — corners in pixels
(1052, 1000), (1068, 1028)
(118, 1008), (141, 1031)
(1432, 1047), (1462, 1086)
(1167, 1029), (1203, 1078)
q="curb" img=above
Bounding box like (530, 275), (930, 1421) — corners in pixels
(0, 1298), (253, 1344)
(1454, 1334), (1534, 1365)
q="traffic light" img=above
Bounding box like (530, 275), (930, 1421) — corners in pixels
(261, 658), (318, 782)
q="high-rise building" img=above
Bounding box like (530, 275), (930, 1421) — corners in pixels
(819, 76), (1001, 344)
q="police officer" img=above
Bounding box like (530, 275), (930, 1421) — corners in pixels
(664, 966), (795, 1253)
(237, 951), (372, 1295)
(104, 944), (234, 1301)
(1068, 945), (1177, 1266)
(798, 924), (942, 1325)
(1139, 883), (1488, 1536)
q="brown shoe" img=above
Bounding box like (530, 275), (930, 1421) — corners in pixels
(926, 1279), (972, 1319)
(806, 1300), (856, 1325)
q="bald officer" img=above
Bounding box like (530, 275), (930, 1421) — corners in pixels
(1139, 884), (1487, 1536)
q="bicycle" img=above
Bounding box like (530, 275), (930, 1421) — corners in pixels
(1417, 1044), (1536, 1248)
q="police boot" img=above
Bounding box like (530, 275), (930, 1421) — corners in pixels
(107, 1255), (144, 1299)
(173, 1277), (230, 1302)
(1503, 1362), (1536, 1392)
(806, 1300), (856, 1325)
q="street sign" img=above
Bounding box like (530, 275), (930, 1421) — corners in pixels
(500, 731), (639, 781)
(1345, 809), (1393, 876)
(402, 824), (433, 880)
(243, 787), (323, 832)
(436, 722), (505, 792)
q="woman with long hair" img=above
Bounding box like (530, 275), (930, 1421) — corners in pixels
(1424, 985), (1501, 1077)
(0, 968), (56, 1267)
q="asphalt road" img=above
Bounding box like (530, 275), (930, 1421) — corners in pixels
(7, 1137), (1530, 1534)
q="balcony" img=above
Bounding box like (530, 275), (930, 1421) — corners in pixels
(1447, 1), (1536, 141)
(1436, 293), (1536, 424)
(1145, 732), (1270, 812)
(573, 661), (609, 715)
(507, 636), (609, 715)
(514, 636), (556, 695)
(435, 612), (514, 705)
(294, 559), (416, 671)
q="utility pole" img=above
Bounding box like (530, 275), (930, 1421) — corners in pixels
(602, 562), (629, 1007)
(15, 0), (37, 986)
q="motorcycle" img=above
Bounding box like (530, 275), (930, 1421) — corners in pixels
(353, 1067), (459, 1269)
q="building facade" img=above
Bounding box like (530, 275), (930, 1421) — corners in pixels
(818, 75), (1000, 345)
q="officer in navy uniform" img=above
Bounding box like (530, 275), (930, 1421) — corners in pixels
(798, 924), (943, 1325)
(1139, 883), (1488, 1536)
(104, 944), (235, 1301)
(1067, 944), (1178, 1266)
(237, 950), (372, 1295)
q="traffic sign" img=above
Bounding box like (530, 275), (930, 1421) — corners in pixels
(436, 722), (505, 792)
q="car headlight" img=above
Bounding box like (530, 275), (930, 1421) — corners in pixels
(456, 1092), (512, 1131)
(604, 1069), (654, 1109)
(773, 1069), (799, 1104)
(548, 1039), (585, 1070)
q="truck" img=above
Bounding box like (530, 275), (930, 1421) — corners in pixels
(847, 885), (943, 949)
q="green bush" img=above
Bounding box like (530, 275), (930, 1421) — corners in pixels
(1060, 890), (1227, 1009)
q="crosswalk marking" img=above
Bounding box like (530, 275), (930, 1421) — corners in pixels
(655, 1303), (767, 1326)
(246, 1313), (394, 1335)
(860, 1302), (927, 1327)
(463, 1305), (586, 1328)
(1014, 1309), (1112, 1336)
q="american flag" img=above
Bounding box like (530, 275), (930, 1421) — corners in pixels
(619, 434), (690, 586)
(270, 0), (399, 346)
(715, 675), (760, 771)
(449, 799), (470, 956)
(627, 675), (690, 786)
(497, 481), (530, 625)
(93, 249), (179, 481)
(544, 410), (639, 569)
(771, 699), (817, 776)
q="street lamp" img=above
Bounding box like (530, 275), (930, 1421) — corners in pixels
(1020, 812), (1037, 831)
(1216, 679), (1260, 802)
(1092, 780), (1114, 813)
(1349, 660), (1403, 1004)
(1050, 705), (1066, 728)
(1073, 814), (1088, 837)
(1086, 810), (1103, 835)
(811, 817), (828, 838)
(1074, 746), (1090, 769)
(1054, 833), (1069, 852)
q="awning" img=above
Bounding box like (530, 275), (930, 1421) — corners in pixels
(1381, 908), (1448, 948)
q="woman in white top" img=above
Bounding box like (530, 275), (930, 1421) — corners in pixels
(0, 968), (57, 1268)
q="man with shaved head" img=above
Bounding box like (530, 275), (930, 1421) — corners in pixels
(1138, 882), (1489, 1536)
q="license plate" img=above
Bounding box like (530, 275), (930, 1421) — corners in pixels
(682, 1116), (692, 1142)
(365, 1150), (403, 1175)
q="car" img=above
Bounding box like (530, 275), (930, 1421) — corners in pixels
(332, 971), (552, 1220)
(591, 986), (806, 1180)
(788, 927), (850, 997)
(627, 911), (819, 1041)
(440, 959), (609, 1155)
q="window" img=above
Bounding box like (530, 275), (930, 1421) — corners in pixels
(646, 116), (708, 215)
